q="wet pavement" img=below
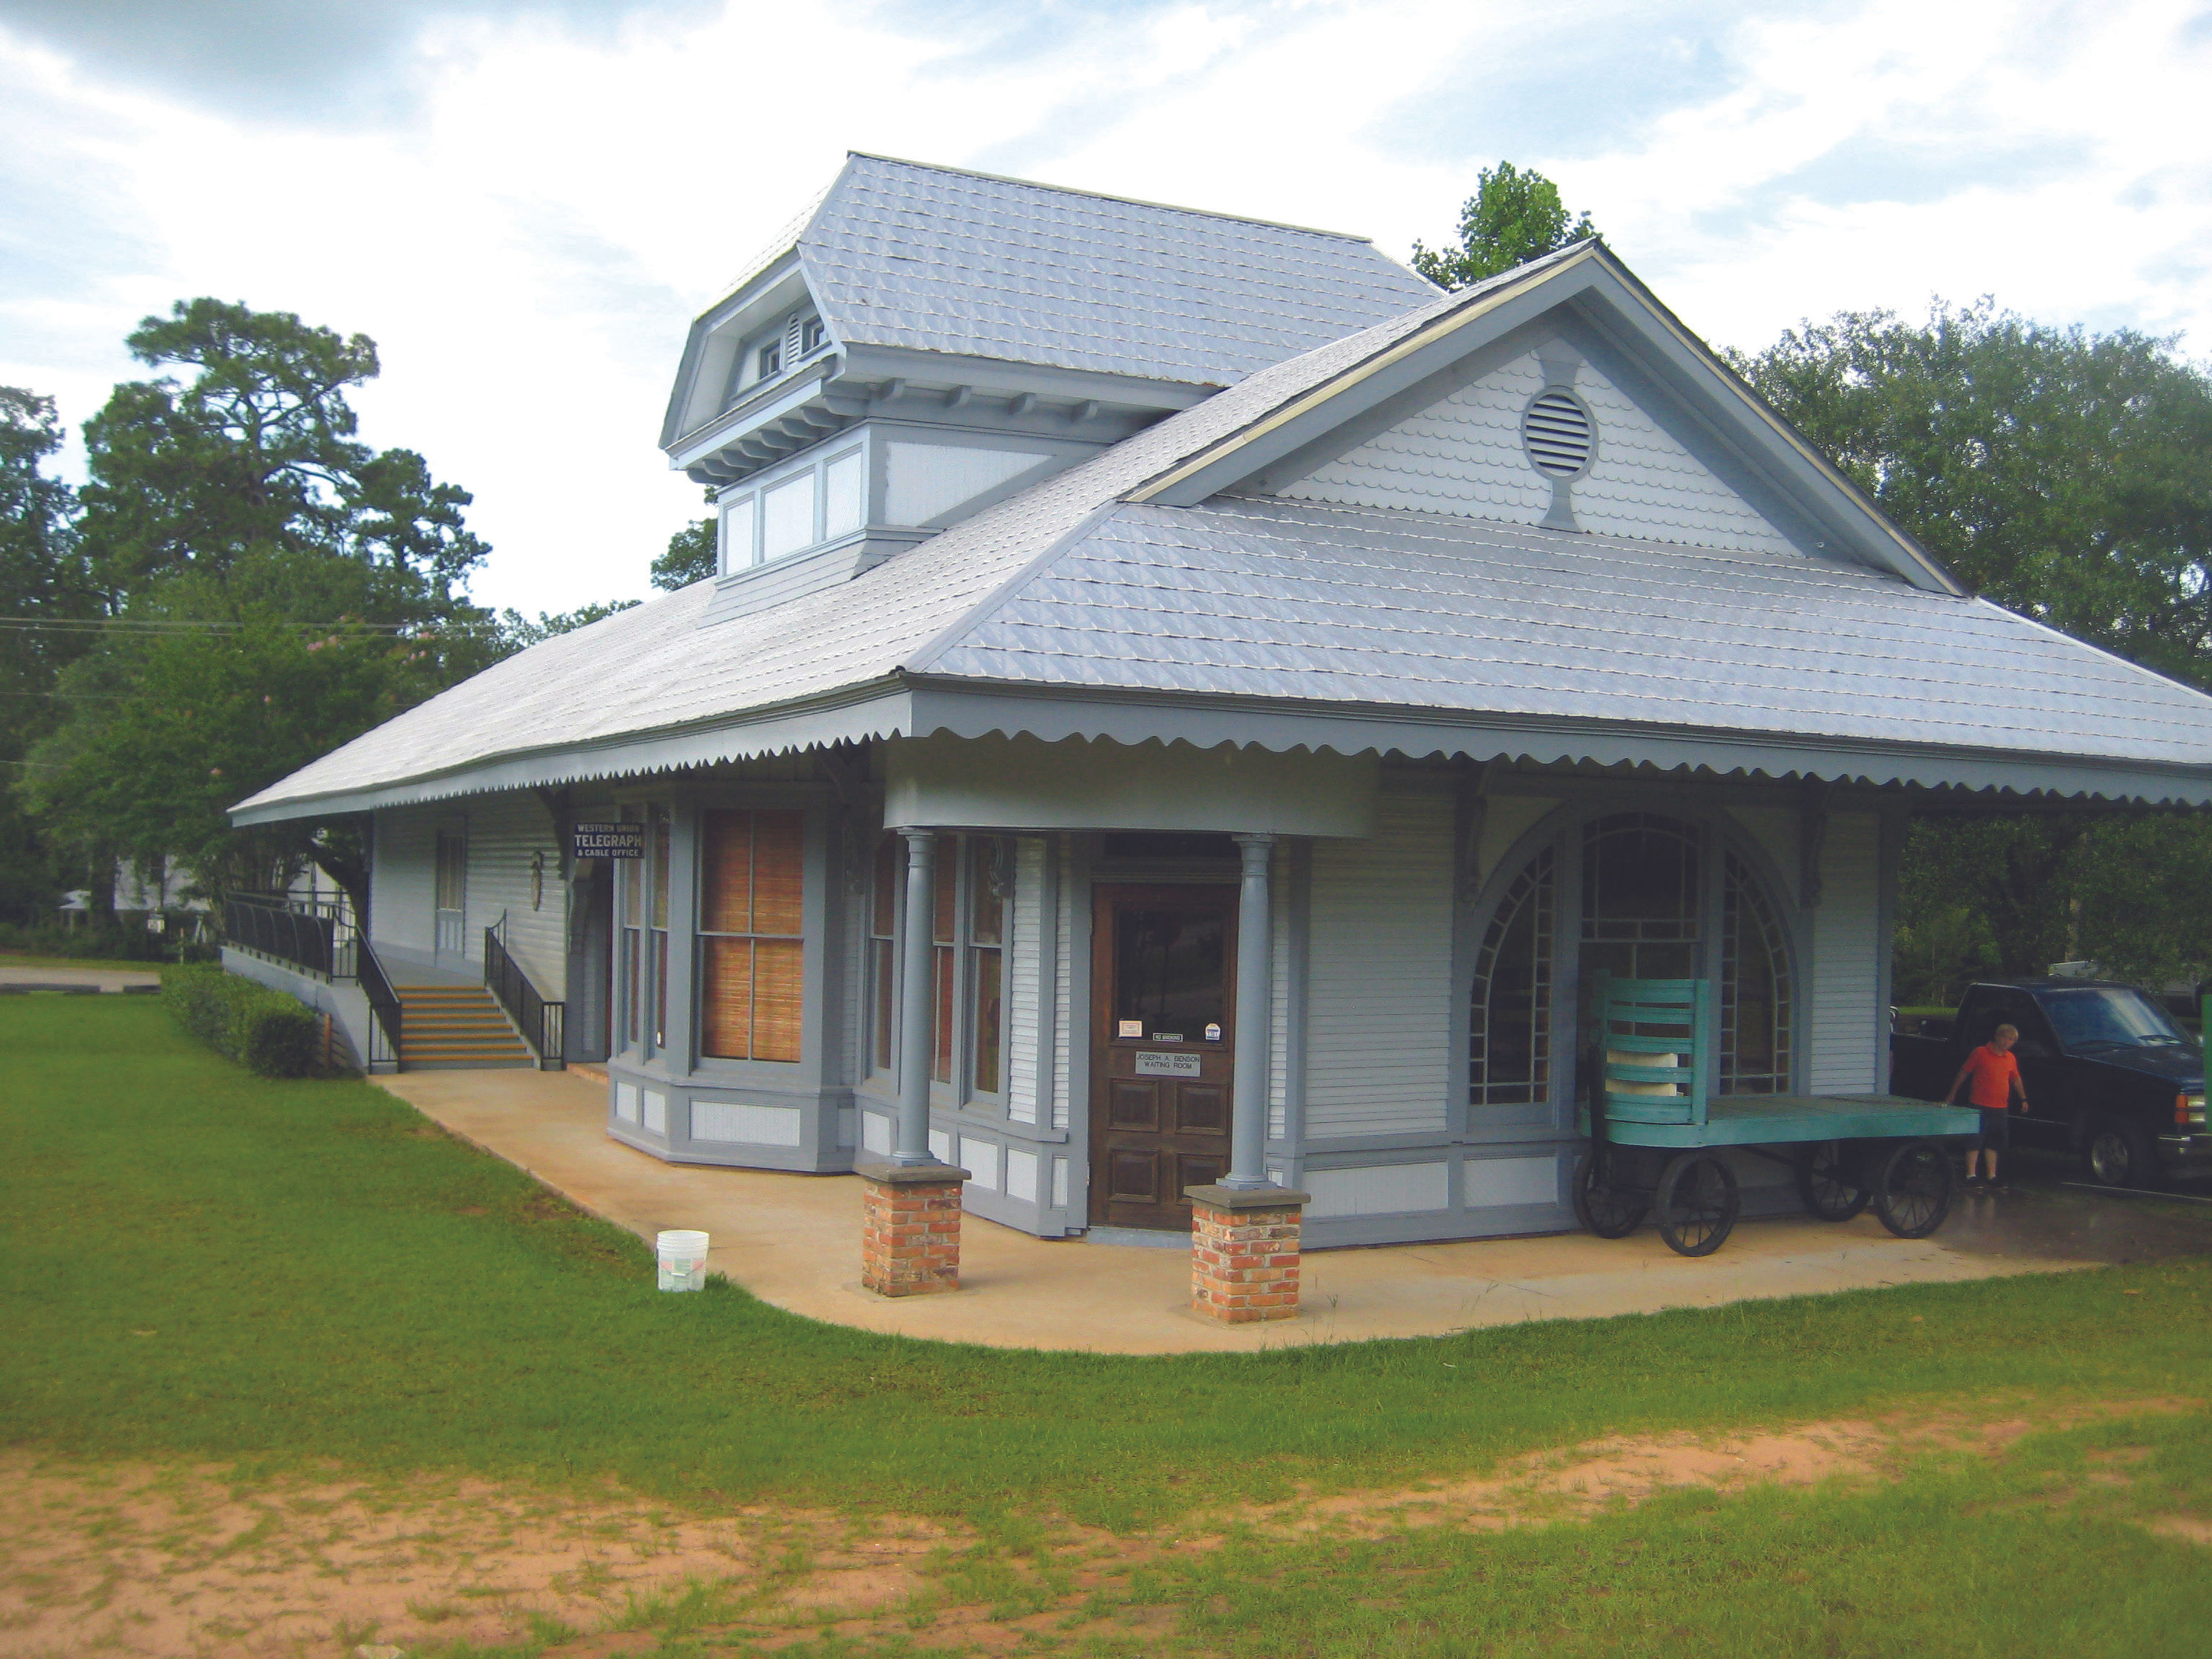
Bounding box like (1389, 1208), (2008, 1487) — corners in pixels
(1940, 1168), (2212, 1264)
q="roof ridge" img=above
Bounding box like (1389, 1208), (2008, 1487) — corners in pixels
(841, 150), (1387, 246)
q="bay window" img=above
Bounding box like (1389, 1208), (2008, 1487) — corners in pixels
(698, 808), (805, 1063)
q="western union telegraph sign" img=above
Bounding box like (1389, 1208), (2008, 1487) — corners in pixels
(572, 823), (645, 859)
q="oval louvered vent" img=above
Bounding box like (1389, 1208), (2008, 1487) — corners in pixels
(1521, 389), (1595, 478)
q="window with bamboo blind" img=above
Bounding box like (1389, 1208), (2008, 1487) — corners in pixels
(699, 808), (806, 1063)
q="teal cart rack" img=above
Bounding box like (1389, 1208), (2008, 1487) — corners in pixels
(1574, 974), (1980, 1255)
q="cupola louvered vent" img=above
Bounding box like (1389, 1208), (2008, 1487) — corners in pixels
(1521, 389), (1596, 478)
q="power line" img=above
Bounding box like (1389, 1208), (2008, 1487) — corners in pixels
(0, 616), (425, 633)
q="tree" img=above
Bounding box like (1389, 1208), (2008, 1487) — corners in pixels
(1737, 301), (2212, 688)
(0, 388), (94, 922)
(652, 502), (717, 590)
(1412, 161), (1596, 290)
(497, 600), (641, 650)
(26, 300), (501, 918)
(26, 617), (454, 905)
(76, 298), (488, 616)
(1738, 305), (2212, 995)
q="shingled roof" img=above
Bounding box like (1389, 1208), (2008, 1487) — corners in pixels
(782, 153), (1441, 388)
(236, 240), (2212, 823)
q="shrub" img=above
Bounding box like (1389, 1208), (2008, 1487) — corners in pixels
(0, 921), (177, 961)
(162, 964), (327, 1077)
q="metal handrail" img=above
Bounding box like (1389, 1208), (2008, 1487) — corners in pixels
(484, 925), (566, 1070)
(356, 937), (402, 1071)
(223, 890), (397, 1070)
(224, 893), (340, 978)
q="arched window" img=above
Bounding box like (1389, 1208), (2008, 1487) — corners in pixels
(1470, 844), (1554, 1107)
(1580, 812), (1701, 983)
(1721, 850), (1793, 1094)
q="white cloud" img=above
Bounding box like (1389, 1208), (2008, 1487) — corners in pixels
(2, 0), (2204, 616)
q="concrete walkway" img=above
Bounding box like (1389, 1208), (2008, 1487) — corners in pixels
(0, 961), (162, 993)
(374, 1068), (2105, 1355)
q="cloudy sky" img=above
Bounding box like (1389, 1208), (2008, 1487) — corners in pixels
(3, 0), (2207, 615)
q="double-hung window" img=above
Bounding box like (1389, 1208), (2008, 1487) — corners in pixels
(618, 806), (642, 1050)
(870, 832), (1007, 1103)
(699, 808), (805, 1063)
(648, 805), (671, 1050)
(868, 834), (899, 1076)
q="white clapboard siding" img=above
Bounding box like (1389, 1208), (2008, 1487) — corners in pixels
(1304, 782), (1455, 1137)
(1808, 813), (1882, 1093)
(1052, 844), (1073, 1131)
(370, 806), (438, 959)
(468, 793), (566, 997)
(1008, 836), (1046, 1124)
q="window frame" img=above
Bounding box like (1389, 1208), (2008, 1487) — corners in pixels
(695, 807), (807, 1066)
(1457, 801), (1806, 1135)
(865, 829), (1012, 1112)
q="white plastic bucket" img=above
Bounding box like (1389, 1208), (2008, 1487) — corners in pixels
(656, 1229), (710, 1292)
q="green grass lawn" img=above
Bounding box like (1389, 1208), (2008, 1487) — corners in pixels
(0, 950), (166, 974)
(4, 996), (2209, 1656)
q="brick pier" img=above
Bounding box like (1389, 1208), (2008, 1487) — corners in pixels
(1185, 1183), (1311, 1323)
(857, 1160), (970, 1297)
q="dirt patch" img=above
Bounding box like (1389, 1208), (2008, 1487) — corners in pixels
(1249, 1394), (2199, 1539)
(0, 1455), (927, 1657)
(3, 1396), (2199, 1656)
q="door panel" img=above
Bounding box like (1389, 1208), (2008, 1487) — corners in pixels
(1089, 885), (1237, 1230)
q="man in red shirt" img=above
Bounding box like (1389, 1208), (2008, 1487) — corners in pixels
(1948, 1022), (2029, 1190)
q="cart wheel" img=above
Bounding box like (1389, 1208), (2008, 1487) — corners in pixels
(1573, 1150), (1647, 1238)
(1655, 1152), (1738, 1257)
(1798, 1142), (1871, 1222)
(1874, 1139), (1954, 1238)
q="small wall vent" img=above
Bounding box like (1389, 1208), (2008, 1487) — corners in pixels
(1521, 389), (1596, 479)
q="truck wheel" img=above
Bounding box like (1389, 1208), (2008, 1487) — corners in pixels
(2085, 1117), (2156, 1188)
(1874, 1140), (1954, 1238)
(1798, 1141), (1871, 1222)
(1573, 1150), (1647, 1238)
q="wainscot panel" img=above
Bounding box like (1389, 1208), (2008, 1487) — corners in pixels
(692, 1099), (804, 1147)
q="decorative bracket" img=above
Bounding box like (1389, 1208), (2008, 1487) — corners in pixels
(1798, 779), (1832, 910)
(1456, 756), (1498, 907)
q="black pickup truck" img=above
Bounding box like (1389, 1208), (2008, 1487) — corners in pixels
(1891, 979), (2210, 1187)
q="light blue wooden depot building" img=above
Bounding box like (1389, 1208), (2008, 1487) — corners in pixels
(235, 155), (2212, 1251)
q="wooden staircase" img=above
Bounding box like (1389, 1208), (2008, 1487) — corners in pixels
(394, 984), (535, 1070)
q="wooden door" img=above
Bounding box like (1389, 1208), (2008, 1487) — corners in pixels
(1090, 885), (1236, 1230)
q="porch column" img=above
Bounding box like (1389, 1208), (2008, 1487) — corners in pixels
(1187, 831), (1308, 1323)
(859, 825), (968, 1298)
(1222, 832), (1277, 1189)
(893, 827), (938, 1166)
